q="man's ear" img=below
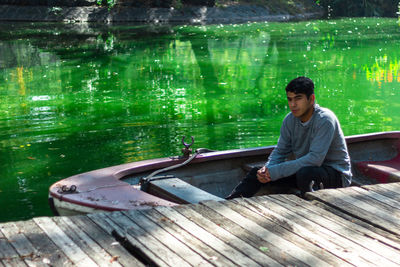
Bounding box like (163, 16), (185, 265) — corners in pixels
(310, 94), (315, 103)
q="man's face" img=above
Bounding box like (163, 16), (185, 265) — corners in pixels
(286, 91), (315, 122)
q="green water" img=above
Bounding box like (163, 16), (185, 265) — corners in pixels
(0, 18), (399, 222)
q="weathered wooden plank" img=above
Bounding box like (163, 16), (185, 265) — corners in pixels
(339, 187), (400, 217)
(154, 205), (258, 267)
(1, 257), (26, 267)
(362, 183), (400, 201)
(105, 211), (192, 267)
(138, 208), (235, 267)
(33, 217), (98, 266)
(378, 182), (400, 193)
(269, 195), (400, 265)
(306, 188), (400, 235)
(310, 198), (400, 245)
(0, 222), (38, 259)
(171, 204), (283, 266)
(201, 199), (339, 266)
(276, 194), (400, 251)
(189, 202), (305, 266)
(352, 186), (400, 211)
(87, 212), (124, 235)
(14, 220), (73, 266)
(0, 222), (47, 266)
(236, 197), (377, 266)
(0, 230), (27, 267)
(89, 212), (165, 266)
(89, 210), (159, 266)
(0, 227), (21, 259)
(52, 216), (122, 267)
(122, 209), (216, 267)
(335, 187), (400, 228)
(69, 215), (145, 267)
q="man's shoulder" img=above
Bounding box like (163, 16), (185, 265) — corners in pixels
(281, 112), (297, 129)
(283, 111), (295, 122)
(314, 105), (338, 122)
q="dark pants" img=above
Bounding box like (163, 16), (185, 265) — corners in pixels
(226, 165), (343, 199)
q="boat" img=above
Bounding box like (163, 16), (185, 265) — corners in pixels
(48, 131), (400, 216)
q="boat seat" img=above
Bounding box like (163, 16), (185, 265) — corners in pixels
(355, 154), (400, 183)
(147, 177), (223, 204)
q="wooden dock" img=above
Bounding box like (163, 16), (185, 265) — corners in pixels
(2, 183), (400, 266)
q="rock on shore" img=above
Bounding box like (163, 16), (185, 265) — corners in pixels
(0, 1), (324, 23)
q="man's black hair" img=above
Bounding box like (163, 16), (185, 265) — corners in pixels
(285, 76), (314, 98)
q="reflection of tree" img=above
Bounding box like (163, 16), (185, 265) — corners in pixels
(363, 56), (400, 85)
(0, 43), (17, 68)
(190, 41), (220, 97)
(249, 28), (289, 95)
(189, 38), (220, 91)
(0, 41), (57, 69)
(187, 36), (221, 148)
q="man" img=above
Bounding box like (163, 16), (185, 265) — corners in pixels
(226, 76), (352, 199)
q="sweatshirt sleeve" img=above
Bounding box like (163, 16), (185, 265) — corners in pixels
(266, 116), (293, 167)
(268, 118), (336, 181)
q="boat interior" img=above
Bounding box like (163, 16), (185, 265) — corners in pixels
(122, 133), (400, 205)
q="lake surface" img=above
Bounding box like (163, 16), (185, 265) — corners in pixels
(0, 18), (399, 222)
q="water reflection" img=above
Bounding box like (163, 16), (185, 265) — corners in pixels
(0, 18), (399, 222)
(363, 56), (400, 85)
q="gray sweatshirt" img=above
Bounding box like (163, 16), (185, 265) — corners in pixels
(266, 104), (352, 186)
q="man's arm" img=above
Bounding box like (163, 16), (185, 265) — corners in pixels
(266, 116), (293, 167)
(268, 119), (336, 181)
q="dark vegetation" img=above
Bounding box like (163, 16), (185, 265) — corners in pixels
(0, 0), (216, 6)
(108, 0), (399, 18)
(317, 0), (399, 17)
(0, 0), (398, 17)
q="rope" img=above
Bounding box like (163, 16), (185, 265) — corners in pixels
(142, 151), (200, 182)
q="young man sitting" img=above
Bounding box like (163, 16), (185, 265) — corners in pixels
(226, 76), (352, 199)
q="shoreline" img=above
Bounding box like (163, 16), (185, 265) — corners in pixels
(0, 4), (325, 23)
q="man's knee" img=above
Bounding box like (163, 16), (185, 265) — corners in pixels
(296, 166), (320, 180)
(296, 165), (342, 193)
(295, 166), (323, 192)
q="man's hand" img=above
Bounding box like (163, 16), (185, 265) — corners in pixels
(257, 166), (271, 184)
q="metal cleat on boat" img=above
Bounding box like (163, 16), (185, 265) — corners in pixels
(181, 136), (194, 158)
(57, 184), (77, 194)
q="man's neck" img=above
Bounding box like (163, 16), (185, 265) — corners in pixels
(300, 105), (315, 123)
